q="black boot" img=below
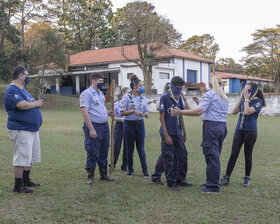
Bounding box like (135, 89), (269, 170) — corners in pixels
(13, 178), (33, 193)
(23, 170), (40, 187)
(243, 176), (250, 187)
(99, 166), (114, 181)
(86, 168), (95, 184)
(176, 179), (193, 187)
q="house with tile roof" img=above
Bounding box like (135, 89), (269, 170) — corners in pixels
(211, 72), (274, 93)
(43, 45), (213, 95)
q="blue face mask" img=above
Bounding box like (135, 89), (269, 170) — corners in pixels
(139, 86), (145, 94)
(97, 82), (104, 91)
(24, 76), (30, 85)
(170, 83), (182, 96)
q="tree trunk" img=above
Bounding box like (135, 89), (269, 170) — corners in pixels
(275, 81), (280, 93)
(143, 66), (153, 94)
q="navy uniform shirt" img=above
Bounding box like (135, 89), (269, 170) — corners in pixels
(236, 98), (263, 131)
(4, 85), (43, 132)
(120, 93), (148, 121)
(159, 91), (184, 136)
(80, 86), (108, 123)
(198, 89), (229, 122)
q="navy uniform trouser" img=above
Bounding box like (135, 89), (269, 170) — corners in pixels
(83, 122), (109, 169)
(201, 121), (227, 191)
(123, 119), (148, 173)
(113, 121), (127, 169)
(161, 134), (188, 186)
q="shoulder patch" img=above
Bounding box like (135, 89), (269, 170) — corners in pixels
(14, 94), (19, 99)
(255, 102), (261, 108)
(160, 103), (164, 110)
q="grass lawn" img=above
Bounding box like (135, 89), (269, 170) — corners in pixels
(0, 95), (279, 224)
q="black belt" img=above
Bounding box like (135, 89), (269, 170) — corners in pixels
(124, 120), (143, 124)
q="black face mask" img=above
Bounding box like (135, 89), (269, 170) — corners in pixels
(97, 82), (104, 91)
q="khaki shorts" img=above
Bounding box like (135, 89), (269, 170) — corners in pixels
(7, 130), (41, 167)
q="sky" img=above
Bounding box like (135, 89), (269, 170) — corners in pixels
(111, 0), (280, 63)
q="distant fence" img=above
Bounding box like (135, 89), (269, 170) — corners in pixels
(146, 93), (280, 116)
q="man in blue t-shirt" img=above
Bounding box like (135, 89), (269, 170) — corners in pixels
(157, 76), (191, 191)
(4, 66), (44, 194)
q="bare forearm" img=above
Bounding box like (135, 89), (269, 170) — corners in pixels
(81, 110), (95, 131)
(114, 117), (124, 122)
(16, 101), (37, 110)
(232, 97), (242, 114)
(159, 113), (169, 137)
(180, 116), (186, 135)
(180, 108), (204, 116)
(120, 109), (134, 116)
(182, 97), (191, 109)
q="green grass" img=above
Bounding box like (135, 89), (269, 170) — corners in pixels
(0, 95), (279, 224)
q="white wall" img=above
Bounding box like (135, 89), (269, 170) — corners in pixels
(111, 58), (210, 94)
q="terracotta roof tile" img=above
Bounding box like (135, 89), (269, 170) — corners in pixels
(69, 45), (213, 67)
(211, 72), (273, 82)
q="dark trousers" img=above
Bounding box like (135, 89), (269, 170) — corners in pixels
(113, 122), (127, 169)
(225, 130), (257, 177)
(161, 135), (188, 186)
(83, 122), (109, 169)
(201, 121), (227, 191)
(123, 120), (148, 173)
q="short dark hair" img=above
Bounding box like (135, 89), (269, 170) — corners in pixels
(90, 72), (104, 82)
(171, 76), (185, 87)
(12, 66), (27, 80)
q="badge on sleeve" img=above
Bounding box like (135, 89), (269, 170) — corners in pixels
(160, 103), (164, 110)
(255, 102), (261, 108)
(80, 94), (85, 105)
(14, 94), (19, 99)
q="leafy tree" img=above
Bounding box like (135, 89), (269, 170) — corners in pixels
(0, 0), (21, 80)
(113, 1), (182, 93)
(13, 0), (44, 56)
(179, 34), (219, 59)
(26, 22), (65, 98)
(242, 25), (280, 92)
(46, 0), (113, 54)
(215, 57), (243, 74)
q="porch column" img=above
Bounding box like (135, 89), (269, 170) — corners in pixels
(55, 77), (60, 94)
(75, 75), (80, 95)
(86, 74), (90, 88)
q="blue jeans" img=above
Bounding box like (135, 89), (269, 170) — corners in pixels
(113, 122), (127, 169)
(201, 121), (227, 192)
(123, 120), (148, 173)
(83, 122), (110, 169)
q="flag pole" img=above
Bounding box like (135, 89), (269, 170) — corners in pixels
(105, 80), (115, 175)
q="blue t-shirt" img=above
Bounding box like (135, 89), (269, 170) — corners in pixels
(120, 93), (148, 121)
(236, 98), (263, 131)
(4, 85), (43, 132)
(159, 92), (184, 136)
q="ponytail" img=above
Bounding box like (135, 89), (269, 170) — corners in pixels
(210, 76), (228, 101)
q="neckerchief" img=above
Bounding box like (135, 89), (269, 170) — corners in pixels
(169, 87), (179, 104)
(239, 89), (259, 129)
(167, 88), (181, 127)
(127, 92), (143, 111)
